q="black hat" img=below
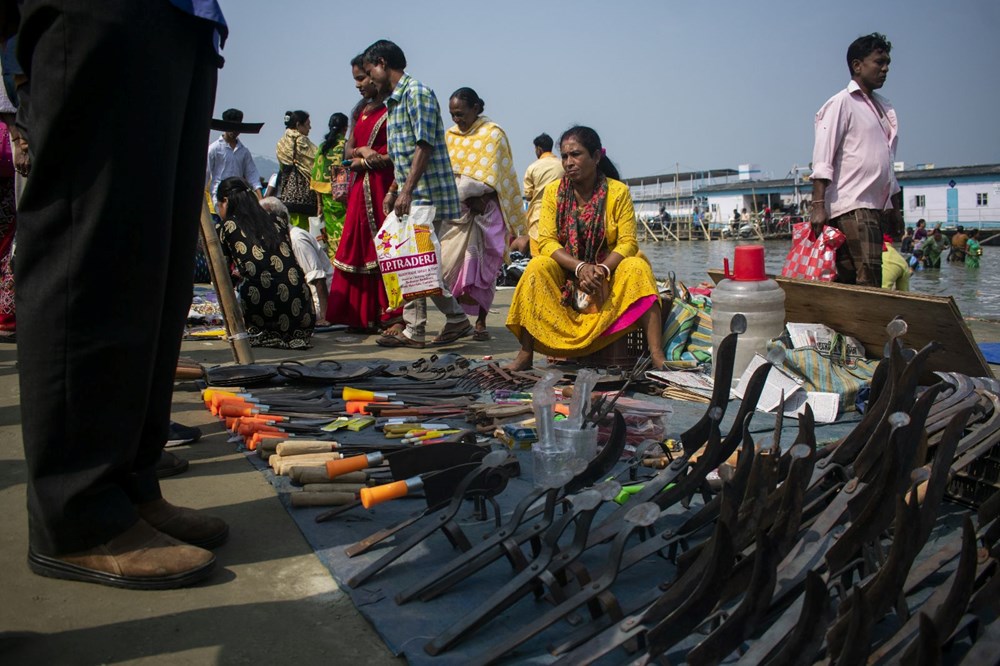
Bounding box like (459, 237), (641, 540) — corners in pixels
(211, 107), (264, 134)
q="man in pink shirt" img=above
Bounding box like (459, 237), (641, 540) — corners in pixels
(810, 33), (904, 286)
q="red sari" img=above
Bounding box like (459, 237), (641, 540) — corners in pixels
(326, 105), (399, 329)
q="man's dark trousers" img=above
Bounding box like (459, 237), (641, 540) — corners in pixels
(15, 0), (219, 555)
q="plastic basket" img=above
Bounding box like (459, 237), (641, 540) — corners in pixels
(578, 326), (647, 370)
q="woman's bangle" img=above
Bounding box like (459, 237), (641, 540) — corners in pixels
(811, 200), (825, 205)
(574, 262), (585, 278)
(362, 156), (373, 170)
(597, 263), (611, 279)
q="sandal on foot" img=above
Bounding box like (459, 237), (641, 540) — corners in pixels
(376, 333), (426, 348)
(472, 328), (490, 341)
(431, 323), (475, 345)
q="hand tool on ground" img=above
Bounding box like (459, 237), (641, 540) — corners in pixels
(474, 500), (661, 665)
(347, 449), (520, 587)
(399, 412), (629, 606)
(314, 434), (486, 525)
(424, 481), (621, 656)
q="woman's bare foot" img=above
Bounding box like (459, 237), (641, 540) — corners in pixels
(381, 322), (404, 337)
(504, 350), (534, 371)
(650, 351), (667, 370)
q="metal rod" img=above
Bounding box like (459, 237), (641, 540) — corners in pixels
(198, 197), (254, 365)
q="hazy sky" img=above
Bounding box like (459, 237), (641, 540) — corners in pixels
(214, 0), (1000, 181)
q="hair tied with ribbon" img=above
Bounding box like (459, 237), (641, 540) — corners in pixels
(600, 147), (606, 156)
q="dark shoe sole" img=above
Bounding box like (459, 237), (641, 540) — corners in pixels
(28, 550), (216, 590)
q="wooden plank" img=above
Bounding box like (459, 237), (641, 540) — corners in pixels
(707, 270), (992, 380)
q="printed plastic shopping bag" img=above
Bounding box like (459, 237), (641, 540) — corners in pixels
(375, 206), (445, 309)
(781, 222), (846, 281)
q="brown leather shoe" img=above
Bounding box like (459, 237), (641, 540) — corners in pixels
(137, 498), (229, 549)
(28, 519), (215, 590)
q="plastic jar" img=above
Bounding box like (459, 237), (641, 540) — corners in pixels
(711, 245), (786, 389)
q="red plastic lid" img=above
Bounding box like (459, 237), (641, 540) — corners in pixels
(724, 245), (767, 281)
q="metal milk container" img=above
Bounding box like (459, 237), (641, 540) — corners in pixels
(710, 245), (786, 389)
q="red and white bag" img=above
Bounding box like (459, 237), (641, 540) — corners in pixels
(781, 222), (846, 281)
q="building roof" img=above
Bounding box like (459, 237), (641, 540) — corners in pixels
(895, 163), (1000, 181)
(696, 178), (799, 194)
(622, 168), (739, 186)
(694, 163), (1000, 196)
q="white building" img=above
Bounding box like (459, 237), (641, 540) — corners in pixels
(696, 163), (1000, 228)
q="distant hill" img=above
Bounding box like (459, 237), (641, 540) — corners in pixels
(253, 154), (281, 182)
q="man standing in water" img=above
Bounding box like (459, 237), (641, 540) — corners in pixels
(810, 33), (903, 286)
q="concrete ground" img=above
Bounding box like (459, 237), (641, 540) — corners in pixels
(0, 290), (519, 665)
(0, 285), (996, 664)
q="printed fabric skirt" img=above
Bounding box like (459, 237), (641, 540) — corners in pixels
(505, 255), (659, 358)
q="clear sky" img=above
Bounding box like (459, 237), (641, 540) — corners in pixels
(214, 0), (1000, 181)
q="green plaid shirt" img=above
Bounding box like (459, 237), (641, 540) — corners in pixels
(385, 73), (461, 220)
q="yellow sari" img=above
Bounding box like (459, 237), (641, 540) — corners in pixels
(445, 116), (526, 235)
(506, 179), (659, 357)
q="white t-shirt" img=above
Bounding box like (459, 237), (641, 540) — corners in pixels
(289, 225), (333, 317)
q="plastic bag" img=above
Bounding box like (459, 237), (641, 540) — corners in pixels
(375, 206), (445, 309)
(781, 222), (846, 281)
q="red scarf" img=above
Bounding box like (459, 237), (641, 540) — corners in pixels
(555, 175), (608, 263)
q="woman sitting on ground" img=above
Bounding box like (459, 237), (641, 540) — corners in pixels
(505, 126), (666, 370)
(216, 177), (315, 349)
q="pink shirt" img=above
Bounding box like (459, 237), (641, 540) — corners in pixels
(811, 80), (900, 218)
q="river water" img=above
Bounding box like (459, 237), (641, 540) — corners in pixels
(639, 239), (1000, 320)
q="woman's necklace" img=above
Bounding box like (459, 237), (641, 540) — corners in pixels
(361, 99), (384, 121)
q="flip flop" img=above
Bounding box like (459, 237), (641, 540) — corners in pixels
(472, 328), (490, 342)
(376, 333), (426, 348)
(431, 323), (474, 346)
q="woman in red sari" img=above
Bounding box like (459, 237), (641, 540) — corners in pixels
(326, 55), (400, 331)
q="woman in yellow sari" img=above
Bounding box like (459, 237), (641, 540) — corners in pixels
(275, 110), (318, 231)
(443, 88), (526, 340)
(506, 126), (666, 370)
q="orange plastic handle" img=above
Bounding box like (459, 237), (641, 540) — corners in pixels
(219, 402), (257, 418)
(249, 432), (287, 451)
(346, 401), (376, 415)
(211, 395), (245, 413)
(213, 397), (247, 416)
(325, 455), (371, 479)
(554, 403), (570, 416)
(237, 422), (281, 437)
(360, 480), (409, 509)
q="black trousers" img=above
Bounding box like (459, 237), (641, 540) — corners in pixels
(15, 0), (219, 555)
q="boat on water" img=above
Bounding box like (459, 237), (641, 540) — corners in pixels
(707, 269), (992, 382)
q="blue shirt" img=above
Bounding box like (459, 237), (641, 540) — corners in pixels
(385, 74), (461, 220)
(207, 136), (262, 201)
(167, 0), (227, 47)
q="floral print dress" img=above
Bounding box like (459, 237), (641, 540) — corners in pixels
(217, 217), (314, 348)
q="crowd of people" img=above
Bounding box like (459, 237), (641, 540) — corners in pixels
(1, 4), (991, 599)
(204, 38), (666, 366)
